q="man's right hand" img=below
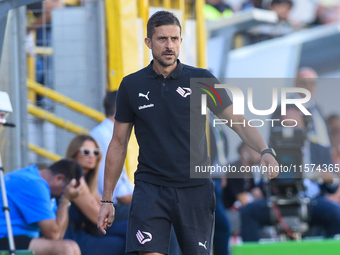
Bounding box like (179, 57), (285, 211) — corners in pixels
(97, 203), (115, 235)
(63, 176), (85, 201)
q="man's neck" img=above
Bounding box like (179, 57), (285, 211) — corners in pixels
(39, 169), (50, 183)
(152, 59), (177, 78)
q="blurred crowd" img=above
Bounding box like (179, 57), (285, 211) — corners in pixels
(205, 0), (340, 26)
(205, 0), (340, 43)
(210, 67), (340, 254)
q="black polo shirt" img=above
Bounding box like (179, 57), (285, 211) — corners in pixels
(115, 60), (232, 187)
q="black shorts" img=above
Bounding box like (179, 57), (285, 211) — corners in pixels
(0, 235), (32, 250)
(126, 179), (216, 254)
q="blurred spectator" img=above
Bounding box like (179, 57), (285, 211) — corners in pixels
(209, 115), (231, 255)
(270, 0), (293, 21)
(204, 0), (233, 20)
(0, 159), (84, 254)
(241, 106), (340, 242)
(90, 91), (133, 223)
(26, 1), (64, 109)
(27, 1), (63, 35)
(271, 67), (330, 147)
(294, 67), (331, 147)
(326, 114), (340, 203)
(242, 0), (264, 10)
(311, 4), (340, 25)
(222, 142), (263, 236)
(246, 0), (294, 44)
(64, 135), (128, 255)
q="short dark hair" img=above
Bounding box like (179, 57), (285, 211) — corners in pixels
(147, 11), (181, 39)
(104, 91), (117, 117)
(49, 159), (83, 183)
(271, 0), (293, 8)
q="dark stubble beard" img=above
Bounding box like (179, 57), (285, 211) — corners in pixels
(153, 51), (178, 67)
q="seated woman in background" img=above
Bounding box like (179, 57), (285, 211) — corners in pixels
(64, 135), (128, 255)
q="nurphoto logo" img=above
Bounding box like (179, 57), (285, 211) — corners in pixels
(200, 84), (312, 128)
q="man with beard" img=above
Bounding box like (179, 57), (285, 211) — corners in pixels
(98, 10), (278, 255)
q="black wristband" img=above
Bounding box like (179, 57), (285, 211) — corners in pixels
(261, 148), (276, 158)
(100, 200), (114, 204)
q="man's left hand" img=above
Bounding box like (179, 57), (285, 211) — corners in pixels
(261, 153), (279, 179)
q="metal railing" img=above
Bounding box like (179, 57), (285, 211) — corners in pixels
(26, 2), (106, 162)
(27, 79), (105, 122)
(27, 104), (90, 135)
(28, 143), (62, 162)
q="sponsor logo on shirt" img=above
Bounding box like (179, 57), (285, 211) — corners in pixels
(138, 104), (154, 110)
(176, 87), (192, 97)
(139, 91), (150, 100)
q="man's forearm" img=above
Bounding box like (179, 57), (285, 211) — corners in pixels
(232, 117), (268, 154)
(102, 141), (127, 201)
(217, 105), (279, 179)
(54, 198), (70, 239)
(217, 105), (268, 154)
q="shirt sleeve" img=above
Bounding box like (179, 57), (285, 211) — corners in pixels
(204, 70), (232, 115)
(115, 78), (135, 123)
(14, 178), (56, 224)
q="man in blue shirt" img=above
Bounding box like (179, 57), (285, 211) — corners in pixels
(0, 159), (84, 255)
